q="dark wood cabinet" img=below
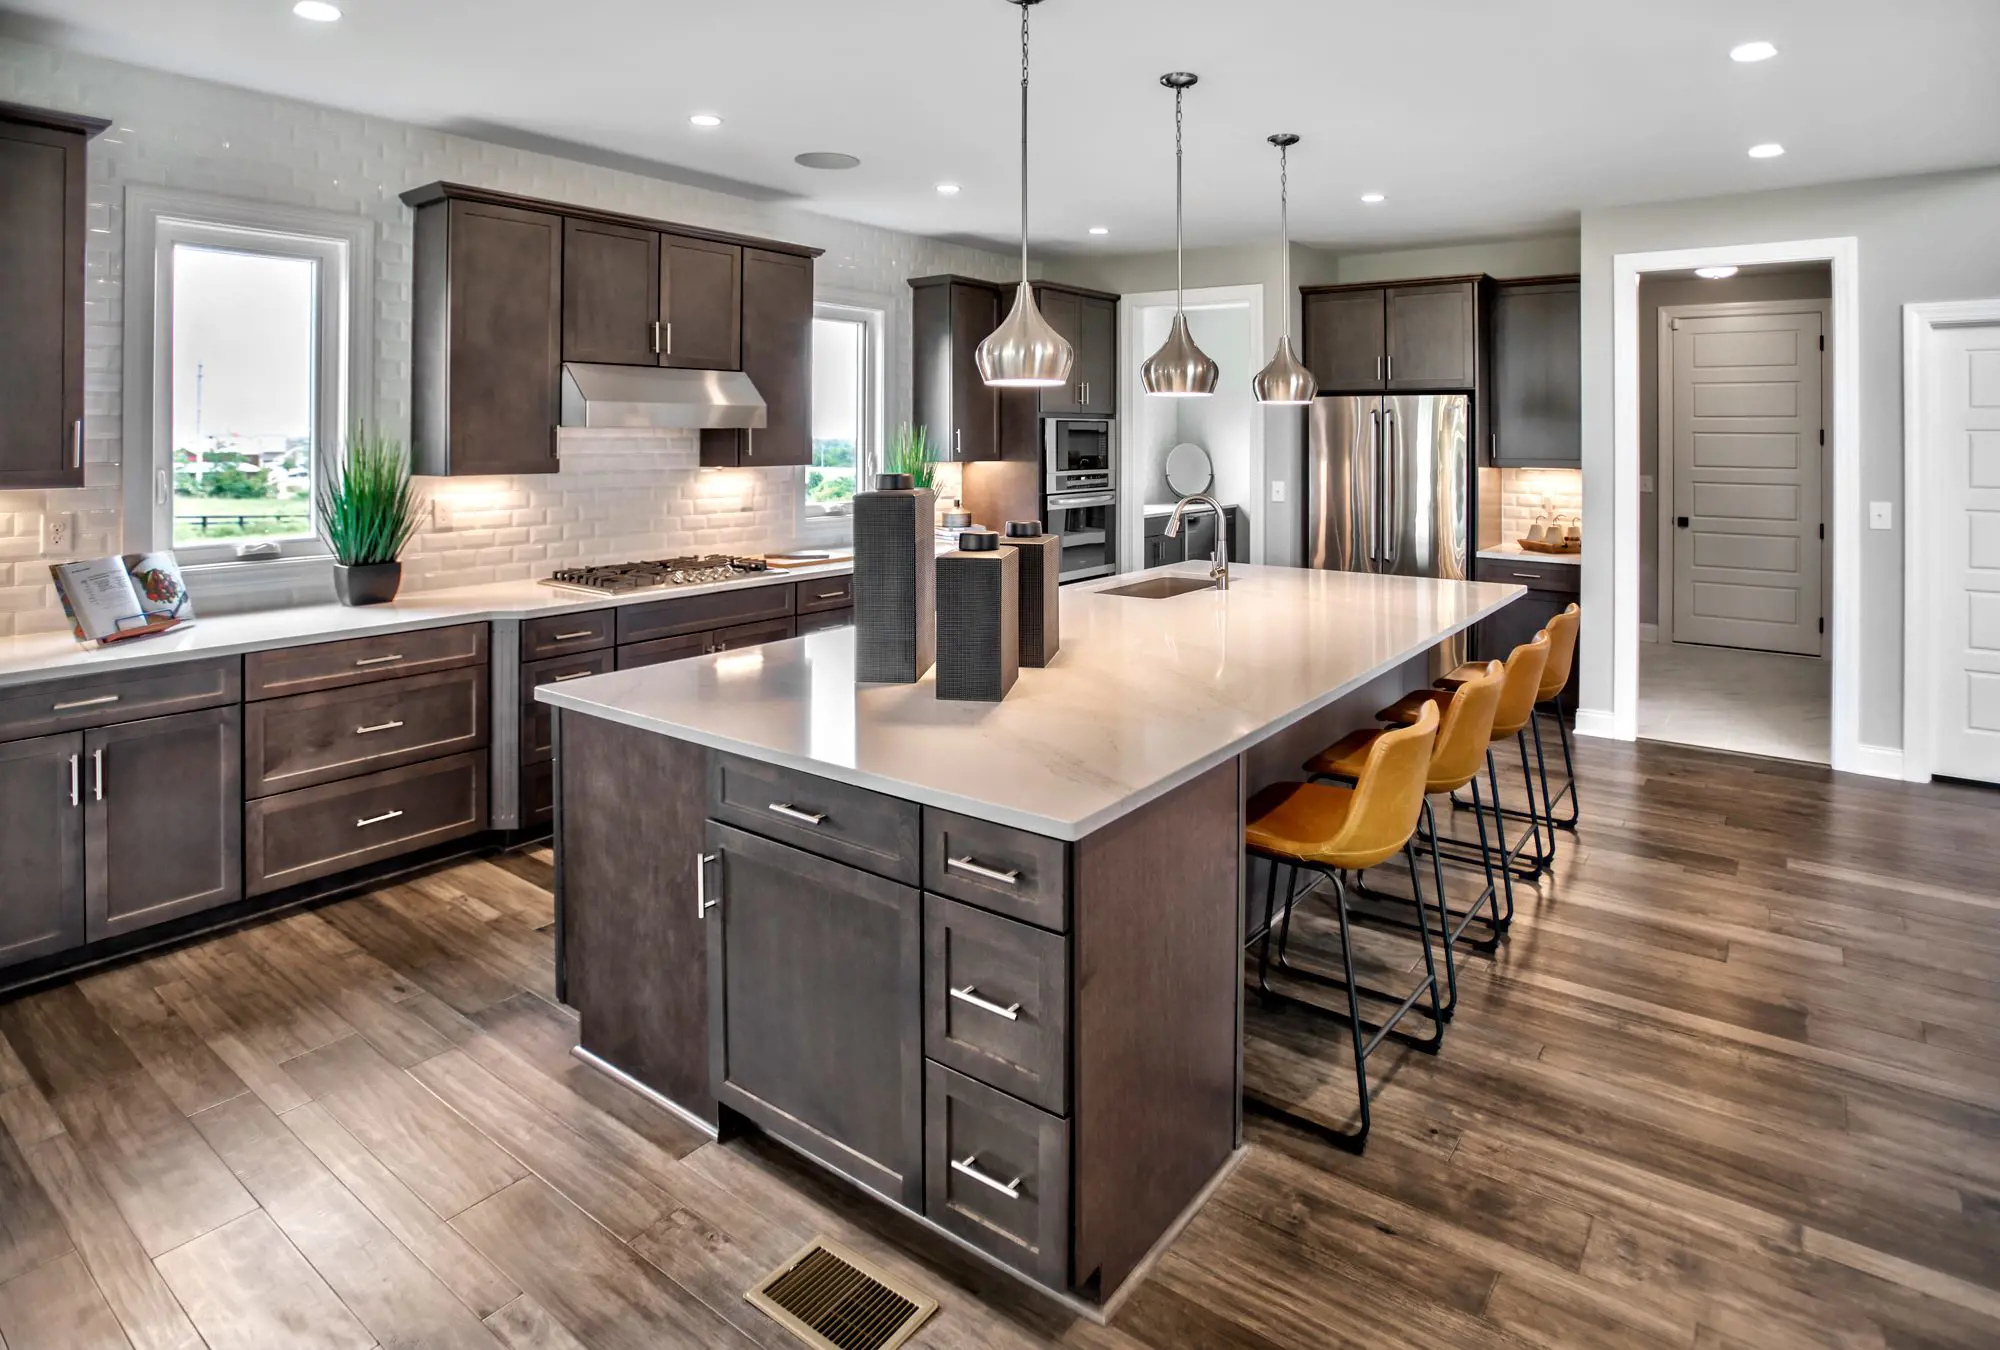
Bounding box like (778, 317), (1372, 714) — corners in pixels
(561, 218), (659, 367)
(84, 706), (242, 942)
(1027, 284), (1118, 418)
(1489, 276), (1581, 466)
(0, 731), (85, 967)
(661, 236), (742, 371)
(412, 198), (564, 476)
(707, 820), (925, 1209)
(701, 248), (812, 467)
(1301, 278), (1479, 392)
(1302, 287), (1387, 391)
(911, 276), (1003, 462)
(1034, 287), (1083, 416)
(0, 102), (106, 490)
(1143, 506), (1245, 569)
(1472, 556), (1580, 707)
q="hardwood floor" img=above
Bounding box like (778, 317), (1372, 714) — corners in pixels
(0, 738), (1995, 1349)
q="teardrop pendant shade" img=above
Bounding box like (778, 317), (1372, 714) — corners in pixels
(1252, 334), (1317, 405)
(976, 281), (1074, 387)
(1141, 311), (1219, 397)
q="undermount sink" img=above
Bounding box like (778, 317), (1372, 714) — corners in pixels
(1100, 575), (1220, 599)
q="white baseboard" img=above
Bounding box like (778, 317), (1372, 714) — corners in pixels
(1640, 623), (1660, 644)
(1573, 708), (1623, 741)
(1837, 742), (1906, 781)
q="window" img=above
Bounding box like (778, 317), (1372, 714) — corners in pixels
(804, 301), (883, 532)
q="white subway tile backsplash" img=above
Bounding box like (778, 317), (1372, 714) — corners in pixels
(1498, 467), (1584, 545)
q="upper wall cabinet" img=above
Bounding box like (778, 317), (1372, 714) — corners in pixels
(701, 249), (813, 467)
(0, 101), (108, 490)
(1030, 284), (1118, 418)
(561, 220), (743, 371)
(912, 276), (1001, 462)
(1302, 278), (1480, 392)
(1488, 277), (1580, 467)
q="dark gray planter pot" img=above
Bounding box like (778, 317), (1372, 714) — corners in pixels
(333, 561), (402, 606)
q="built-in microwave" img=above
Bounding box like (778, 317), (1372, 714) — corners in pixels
(1045, 488), (1118, 583)
(1044, 418), (1113, 494)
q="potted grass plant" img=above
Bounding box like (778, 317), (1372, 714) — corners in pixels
(884, 422), (937, 492)
(318, 429), (425, 605)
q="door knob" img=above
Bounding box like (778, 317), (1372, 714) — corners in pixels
(1676, 516), (1690, 528)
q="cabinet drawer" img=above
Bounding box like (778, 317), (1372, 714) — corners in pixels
(617, 631), (708, 671)
(795, 575), (853, 614)
(521, 758), (554, 828)
(924, 1062), (1069, 1288)
(710, 753), (919, 884)
(924, 897), (1068, 1114)
(795, 607), (853, 636)
(617, 583), (793, 645)
(922, 807), (1068, 932)
(709, 617), (793, 652)
(520, 609), (614, 660)
(246, 666), (487, 798)
(0, 657), (239, 743)
(521, 649), (614, 764)
(245, 750), (487, 896)
(1473, 555), (1580, 596)
(245, 623), (488, 699)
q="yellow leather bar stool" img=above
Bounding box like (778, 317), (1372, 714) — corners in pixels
(1381, 629), (1551, 893)
(1243, 702), (1443, 1152)
(1302, 659), (1508, 1018)
(1439, 603), (1581, 843)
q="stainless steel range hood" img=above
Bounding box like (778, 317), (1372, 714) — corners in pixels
(559, 363), (768, 430)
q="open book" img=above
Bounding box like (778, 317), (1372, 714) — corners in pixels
(50, 553), (196, 647)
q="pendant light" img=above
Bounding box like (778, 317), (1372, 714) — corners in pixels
(1252, 133), (1317, 405)
(975, 0), (1074, 388)
(1142, 73), (1218, 398)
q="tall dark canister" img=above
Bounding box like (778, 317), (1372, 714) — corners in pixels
(853, 473), (936, 683)
(935, 529), (1018, 702)
(1004, 519), (1061, 667)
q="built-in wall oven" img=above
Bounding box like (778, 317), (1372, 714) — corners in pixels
(1044, 418), (1113, 494)
(1044, 417), (1117, 582)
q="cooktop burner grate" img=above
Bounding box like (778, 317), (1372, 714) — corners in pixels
(541, 555), (770, 594)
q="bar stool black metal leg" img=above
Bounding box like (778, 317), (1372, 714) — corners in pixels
(1468, 775), (1511, 938)
(1549, 705), (1581, 828)
(1528, 713), (1562, 850)
(1403, 842), (1445, 1050)
(1254, 854), (1282, 999)
(1517, 730), (1553, 875)
(1420, 798), (1458, 1018)
(1329, 874), (1373, 1150)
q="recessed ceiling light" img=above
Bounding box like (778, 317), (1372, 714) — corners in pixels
(1748, 142), (1785, 158)
(1360, 192), (1385, 204)
(688, 113), (723, 129)
(1730, 40), (1778, 63)
(1088, 226), (1110, 235)
(935, 182), (960, 196)
(794, 151), (861, 171)
(292, 1), (341, 20)
(1695, 266), (1739, 279)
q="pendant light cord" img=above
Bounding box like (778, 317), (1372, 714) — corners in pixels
(1279, 143), (1291, 341)
(1174, 84), (1185, 314)
(1018, 1), (1030, 283)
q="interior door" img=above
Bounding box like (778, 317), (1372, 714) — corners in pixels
(1931, 322), (2000, 783)
(1670, 310), (1825, 655)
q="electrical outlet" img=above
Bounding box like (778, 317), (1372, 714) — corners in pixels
(429, 495), (457, 530)
(40, 512), (77, 556)
(1270, 480), (1287, 504)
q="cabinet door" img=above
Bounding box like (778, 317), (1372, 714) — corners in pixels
(0, 732), (84, 967)
(725, 248), (812, 467)
(1033, 287), (1083, 416)
(0, 120), (87, 489)
(1385, 281), (1477, 390)
(951, 283), (1000, 460)
(1078, 295), (1118, 416)
(707, 820), (923, 1209)
(1227, 507), (1248, 563)
(1490, 279), (1580, 466)
(1474, 593), (1563, 667)
(562, 218), (659, 366)
(1302, 288), (1385, 391)
(84, 706), (242, 942)
(660, 235), (742, 371)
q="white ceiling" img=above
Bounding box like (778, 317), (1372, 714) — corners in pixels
(10, 0), (2000, 255)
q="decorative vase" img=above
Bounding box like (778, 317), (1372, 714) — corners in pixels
(1004, 519), (1061, 668)
(853, 474), (937, 683)
(935, 529), (1019, 703)
(333, 561), (403, 606)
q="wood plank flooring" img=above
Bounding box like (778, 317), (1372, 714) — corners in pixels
(0, 740), (1994, 1349)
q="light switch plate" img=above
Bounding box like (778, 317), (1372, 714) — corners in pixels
(1639, 475), (1656, 494)
(1270, 480), (1286, 503)
(1869, 501), (1893, 530)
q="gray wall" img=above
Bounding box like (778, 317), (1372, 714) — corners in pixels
(1638, 266), (1831, 627)
(1333, 234), (1579, 284)
(1577, 166), (2000, 751)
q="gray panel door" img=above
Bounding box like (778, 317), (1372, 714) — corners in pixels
(1382, 394), (1470, 581)
(0, 731), (84, 967)
(1306, 396), (1381, 572)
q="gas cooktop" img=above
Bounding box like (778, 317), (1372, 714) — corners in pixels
(540, 555), (770, 595)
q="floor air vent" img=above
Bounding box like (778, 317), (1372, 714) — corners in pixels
(746, 1237), (938, 1350)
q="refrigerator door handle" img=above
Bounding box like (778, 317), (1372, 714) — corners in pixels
(1368, 407), (1382, 568)
(1382, 406), (1399, 570)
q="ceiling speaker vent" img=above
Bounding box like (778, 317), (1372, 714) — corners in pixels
(746, 1237), (938, 1350)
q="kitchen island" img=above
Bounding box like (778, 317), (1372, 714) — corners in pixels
(538, 562), (1519, 1311)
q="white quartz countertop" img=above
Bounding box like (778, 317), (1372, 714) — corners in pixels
(0, 559), (854, 690)
(1477, 543), (1581, 566)
(537, 563), (1522, 840)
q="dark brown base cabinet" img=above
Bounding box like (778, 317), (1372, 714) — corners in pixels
(0, 732), (86, 965)
(87, 706), (243, 941)
(1473, 554), (1581, 706)
(1142, 506), (1246, 571)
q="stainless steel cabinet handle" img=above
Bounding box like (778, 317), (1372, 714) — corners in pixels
(949, 985), (1022, 1021)
(814, 591), (846, 600)
(551, 670), (593, 683)
(354, 654), (404, 668)
(53, 693), (120, 711)
(954, 428), (962, 456)
(72, 419), (84, 468)
(665, 321), (673, 356)
(767, 802), (826, 826)
(650, 320), (662, 355)
(1511, 572), (1542, 580)
(745, 427), (754, 459)
(946, 855), (1020, 886)
(951, 1155), (1023, 1200)
(551, 630), (595, 642)
(696, 851), (719, 917)
(1375, 355), (1383, 382)
(92, 747), (104, 801)
(355, 809), (405, 828)
(1387, 354), (1395, 381)
(68, 753), (79, 807)
(354, 719), (405, 735)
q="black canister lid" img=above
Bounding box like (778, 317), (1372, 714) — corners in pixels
(1004, 519), (1043, 538)
(957, 529), (1000, 552)
(872, 472), (914, 491)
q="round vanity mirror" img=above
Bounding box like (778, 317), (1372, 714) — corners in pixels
(1165, 442), (1213, 496)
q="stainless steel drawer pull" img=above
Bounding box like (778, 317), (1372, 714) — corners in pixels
(947, 855), (1020, 886)
(354, 654), (404, 667)
(815, 591), (846, 600)
(949, 985), (1021, 1021)
(551, 630), (596, 641)
(1511, 572), (1542, 580)
(696, 851), (719, 917)
(73, 418), (84, 468)
(767, 802), (826, 826)
(551, 670), (593, 683)
(355, 809), (405, 828)
(354, 719), (405, 735)
(53, 693), (120, 711)
(951, 1155), (1023, 1200)
(68, 753), (79, 807)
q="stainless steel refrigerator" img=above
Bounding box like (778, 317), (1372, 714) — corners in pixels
(1305, 394), (1471, 580)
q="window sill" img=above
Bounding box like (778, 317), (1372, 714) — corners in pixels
(182, 554), (338, 616)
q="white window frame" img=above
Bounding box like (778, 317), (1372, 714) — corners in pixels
(123, 186), (373, 589)
(798, 294), (888, 543)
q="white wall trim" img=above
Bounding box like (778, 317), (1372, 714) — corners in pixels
(1605, 237), (1871, 773)
(1118, 284), (1267, 570)
(1901, 296), (2000, 784)
(1639, 622), (1659, 644)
